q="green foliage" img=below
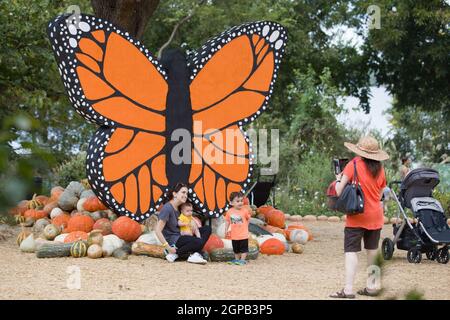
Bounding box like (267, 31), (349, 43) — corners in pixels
(404, 289), (425, 300)
(51, 152), (87, 187)
(433, 189), (450, 217)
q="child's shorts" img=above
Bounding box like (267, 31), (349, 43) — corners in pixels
(232, 239), (248, 254)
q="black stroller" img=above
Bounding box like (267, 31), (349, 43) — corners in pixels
(382, 168), (450, 264)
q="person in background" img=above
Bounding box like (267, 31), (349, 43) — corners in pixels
(330, 136), (389, 299)
(400, 156), (411, 180)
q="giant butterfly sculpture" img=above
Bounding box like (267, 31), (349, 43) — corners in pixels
(47, 14), (287, 221)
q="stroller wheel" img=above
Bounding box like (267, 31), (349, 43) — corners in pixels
(426, 248), (438, 261)
(382, 238), (394, 260)
(436, 247), (449, 264)
(407, 248), (422, 264)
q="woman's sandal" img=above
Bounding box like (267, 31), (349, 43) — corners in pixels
(329, 289), (355, 299)
(357, 287), (380, 297)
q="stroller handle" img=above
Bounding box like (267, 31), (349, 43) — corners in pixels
(389, 180), (402, 188)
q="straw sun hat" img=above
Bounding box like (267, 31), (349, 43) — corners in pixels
(344, 136), (389, 161)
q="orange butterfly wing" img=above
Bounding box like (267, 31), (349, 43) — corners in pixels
(48, 15), (169, 220)
(187, 22), (287, 216)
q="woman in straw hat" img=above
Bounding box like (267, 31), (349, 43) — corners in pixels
(330, 136), (389, 299)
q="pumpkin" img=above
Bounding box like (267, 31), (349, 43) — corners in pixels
(102, 234), (124, 256)
(290, 229), (309, 244)
(23, 217), (35, 227)
(17, 230), (31, 246)
(54, 233), (69, 243)
(87, 244), (103, 259)
(50, 186), (64, 202)
(131, 242), (165, 258)
(24, 209), (48, 220)
(20, 234), (36, 253)
(260, 238), (285, 255)
(58, 181), (84, 211)
(291, 243), (304, 254)
(65, 215), (95, 233)
(113, 248), (129, 260)
(82, 196), (108, 212)
(285, 224), (313, 241)
(27, 194), (44, 210)
(43, 224), (60, 240)
(12, 200), (29, 217)
(87, 230), (103, 246)
(70, 240), (87, 258)
(93, 218), (112, 235)
(256, 234), (276, 246)
(209, 246), (259, 262)
(80, 189), (96, 199)
(108, 213), (118, 221)
(112, 216), (142, 242)
(89, 211), (103, 221)
(64, 231), (88, 243)
(328, 216), (340, 222)
(265, 209), (286, 228)
(203, 234), (224, 253)
(32, 218), (50, 233)
(52, 213), (71, 229)
(36, 242), (73, 258)
(35, 195), (49, 205)
(136, 232), (161, 245)
(49, 207), (63, 219)
(256, 205), (274, 217)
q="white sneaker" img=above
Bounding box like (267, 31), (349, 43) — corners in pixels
(165, 253), (178, 263)
(187, 252), (207, 264)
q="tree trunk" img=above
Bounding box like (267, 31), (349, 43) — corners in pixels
(91, 0), (160, 39)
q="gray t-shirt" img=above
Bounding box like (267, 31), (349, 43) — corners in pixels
(158, 202), (181, 246)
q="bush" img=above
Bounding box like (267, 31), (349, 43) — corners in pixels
(51, 152), (87, 187)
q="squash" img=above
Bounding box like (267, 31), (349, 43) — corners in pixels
(58, 181), (84, 211)
(50, 207), (64, 219)
(87, 230), (103, 246)
(23, 217), (35, 227)
(93, 218), (112, 235)
(290, 229), (309, 244)
(209, 246), (259, 262)
(70, 240), (87, 258)
(87, 244), (103, 259)
(136, 232), (161, 245)
(65, 215), (95, 233)
(80, 189), (96, 199)
(27, 194), (44, 210)
(256, 234), (276, 246)
(286, 224), (313, 241)
(32, 218), (50, 233)
(12, 200), (29, 217)
(202, 234), (224, 253)
(248, 223), (272, 236)
(108, 213), (118, 222)
(20, 234), (36, 253)
(43, 224), (60, 240)
(82, 196), (107, 212)
(50, 186), (64, 202)
(52, 213), (71, 229)
(88, 211), (104, 221)
(112, 216), (142, 242)
(24, 209), (48, 220)
(113, 248), (129, 260)
(262, 224), (285, 235)
(54, 233), (69, 243)
(131, 242), (165, 258)
(260, 238), (285, 255)
(15, 215), (26, 225)
(102, 234), (124, 257)
(17, 229), (31, 246)
(36, 242), (73, 258)
(328, 216), (340, 222)
(256, 205), (274, 217)
(291, 243), (304, 254)
(43, 201), (58, 214)
(265, 209), (286, 228)
(64, 231), (88, 243)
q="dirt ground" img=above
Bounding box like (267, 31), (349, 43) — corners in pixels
(1, 221), (449, 300)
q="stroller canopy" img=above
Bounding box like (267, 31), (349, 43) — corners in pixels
(401, 168), (440, 208)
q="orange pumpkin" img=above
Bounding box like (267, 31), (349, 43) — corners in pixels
(43, 201), (58, 214)
(50, 186), (64, 202)
(64, 231), (88, 243)
(285, 224), (313, 241)
(9, 200), (29, 216)
(52, 214), (71, 229)
(65, 215), (95, 233)
(265, 209), (285, 228)
(82, 196), (108, 212)
(257, 205), (274, 217)
(93, 218), (113, 235)
(202, 234), (224, 253)
(24, 209), (48, 220)
(260, 238), (285, 255)
(112, 216), (142, 241)
(35, 195), (49, 205)
(262, 225), (286, 235)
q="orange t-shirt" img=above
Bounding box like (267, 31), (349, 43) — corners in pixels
(224, 207), (251, 240)
(342, 157), (386, 230)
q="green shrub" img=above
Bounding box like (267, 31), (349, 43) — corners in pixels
(51, 152), (87, 187)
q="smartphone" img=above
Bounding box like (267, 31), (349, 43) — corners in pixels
(332, 158), (349, 175)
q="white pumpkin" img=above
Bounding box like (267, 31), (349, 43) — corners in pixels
(88, 244), (103, 259)
(211, 216), (226, 238)
(221, 239), (233, 250)
(272, 233), (289, 251)
(20, 234), (36, 253)
(136, 232), (161, 245)
(256, 234), (276, 246)
(50, 207), (64, 219)
(76, 198), (87, 212)
(290, 229), (308, 244)
(102, 234), (124, 257)
(54, 233), (69, 243)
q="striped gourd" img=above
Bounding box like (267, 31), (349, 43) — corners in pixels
(70, 240), (87, 258)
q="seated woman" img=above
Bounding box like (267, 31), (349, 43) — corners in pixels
(154, 182), (211, 264)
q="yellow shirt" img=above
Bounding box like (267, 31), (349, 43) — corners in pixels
(178, 214), (193, 234)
